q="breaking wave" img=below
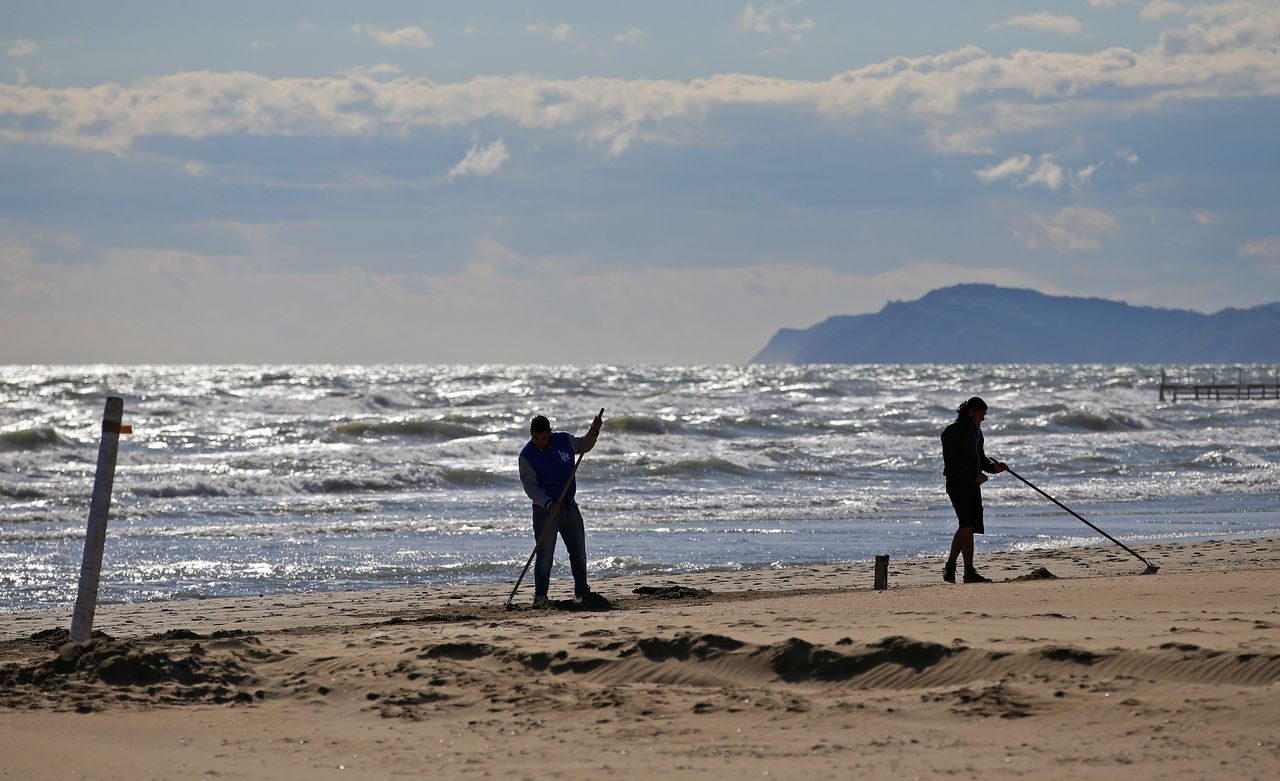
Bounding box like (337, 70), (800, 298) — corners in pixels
(334, 419), (484, 440)
(0, 427), (72, 451)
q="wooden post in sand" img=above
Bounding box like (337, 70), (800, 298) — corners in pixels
(874, 555), (889, 590)
(70, 397), (128, 643)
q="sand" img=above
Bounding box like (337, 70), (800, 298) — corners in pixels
(2, 537), (1278, 780)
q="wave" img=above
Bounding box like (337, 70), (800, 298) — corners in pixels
(1192, 450), (1273, 469)
(438, 468), (508, 487)
(334, 419), (484, 440)
(0, 427), (72, 451)
(301, 475), (412, 494)
(1047, 411), (1153, 432)
(134, 481), (236, 498)
(0, 483), (47, 500)
(650, 456), (755, 478)
(607, 415), (677, 435)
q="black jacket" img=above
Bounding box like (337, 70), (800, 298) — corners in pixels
(941, 418), (998, 487)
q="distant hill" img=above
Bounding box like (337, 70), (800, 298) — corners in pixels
(750, 285), (1280, 364)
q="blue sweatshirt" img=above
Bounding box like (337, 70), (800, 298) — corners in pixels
(519, 429), (598, 509)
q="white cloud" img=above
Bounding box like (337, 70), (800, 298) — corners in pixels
(1141, 2), (1185, 21)
(7, 40), (39, 58)
(0, 242), (47, 296)
(1158, 6), (1280, 53)
(527, 22), (572, 42)
(1, 12), (1277, 157)
(3, 242), (1058, 362)
(183, 161), (208, 177)
(356, 25), (433, 49)
(994, 12), (1085, 35)
(975, 153), (1101, 191)
(447, 138), (510, 181)
(613, 28), (645, 45)
(1032, 207), (1120, 252)
(1239, 237), (1280, 259)
(738, 2), (815, 41)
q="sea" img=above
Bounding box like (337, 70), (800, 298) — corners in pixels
(2, 364), (1277, 612)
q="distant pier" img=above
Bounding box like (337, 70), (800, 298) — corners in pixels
(1159, 368), (1280, 402)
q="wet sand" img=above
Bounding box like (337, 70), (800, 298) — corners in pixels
(2, 537), (1278, 779)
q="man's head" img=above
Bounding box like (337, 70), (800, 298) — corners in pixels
(529, 415), (551, 449)
(958, 396), (988, 426)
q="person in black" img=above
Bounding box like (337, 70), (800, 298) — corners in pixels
(941, 396), (1006, 583)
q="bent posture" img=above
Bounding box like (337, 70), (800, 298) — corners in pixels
(941, 396), (1006, 584)
(518, 412), (603, 606)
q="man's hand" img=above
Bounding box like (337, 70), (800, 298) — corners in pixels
(976, 473), (989, 485)
(994, 461), (1008, 473)
(549, 500), (563, 516)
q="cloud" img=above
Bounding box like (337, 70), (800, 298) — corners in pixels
(1, 11), (1277, 157)
(1141, 1), (1185, 21)
(975, 153), (1103, 191)
(527, 22), (572, 42)
(1031, 207), (1120, 252)
(355, 25), (433, 49)
(994, 12), (1085, 35)
(0, 236), (1058, 362)
(338, 63), (402, 78)
(738, 2), (816, 41)
(447, 138), (509, 181)
(1158, 6), (1280, 53)
(0, 242), (48, 296)
(613, 28), (645, 45)
(7, 40), (39, 58)
(1239, 237), (1280, 259)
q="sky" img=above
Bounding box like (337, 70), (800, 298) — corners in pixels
(2, 0), (1278, 364)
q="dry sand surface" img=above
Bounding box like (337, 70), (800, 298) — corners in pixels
(2, 537), (1278, 780)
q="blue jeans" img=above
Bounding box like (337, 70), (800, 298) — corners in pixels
(532, 503), (590, 600)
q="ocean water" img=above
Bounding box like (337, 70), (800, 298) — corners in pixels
(2, 364), (1277, 611)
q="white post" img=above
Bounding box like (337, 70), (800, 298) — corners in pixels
(70, 397), (125, 643)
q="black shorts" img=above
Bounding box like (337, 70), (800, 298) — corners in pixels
(946, 483), (984, 534)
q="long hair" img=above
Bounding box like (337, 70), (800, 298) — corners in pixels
(956, 396), (988, 418)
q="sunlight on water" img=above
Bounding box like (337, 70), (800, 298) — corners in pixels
(1, 364), (1277, 609)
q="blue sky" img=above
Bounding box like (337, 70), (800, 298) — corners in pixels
(2, 1), (1278, 363)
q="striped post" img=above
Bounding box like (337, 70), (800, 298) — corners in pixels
(70, 397), (126, 643)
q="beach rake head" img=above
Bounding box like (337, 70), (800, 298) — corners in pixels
(1141, 562), (1160, 575)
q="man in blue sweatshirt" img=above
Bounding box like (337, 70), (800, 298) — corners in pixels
(518, 411), (603, 606)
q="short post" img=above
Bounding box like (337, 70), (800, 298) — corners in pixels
(874, 555), (889, 591)
(70, 397), (127, 643)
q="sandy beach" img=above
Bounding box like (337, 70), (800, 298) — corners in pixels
(2, 537), (1277, 779)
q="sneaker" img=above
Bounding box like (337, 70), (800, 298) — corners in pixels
(573, 591), (594, 604)
(943, 561), (956, 584)
(532, 595), (550, 608)
(963, 569), (992, 584)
